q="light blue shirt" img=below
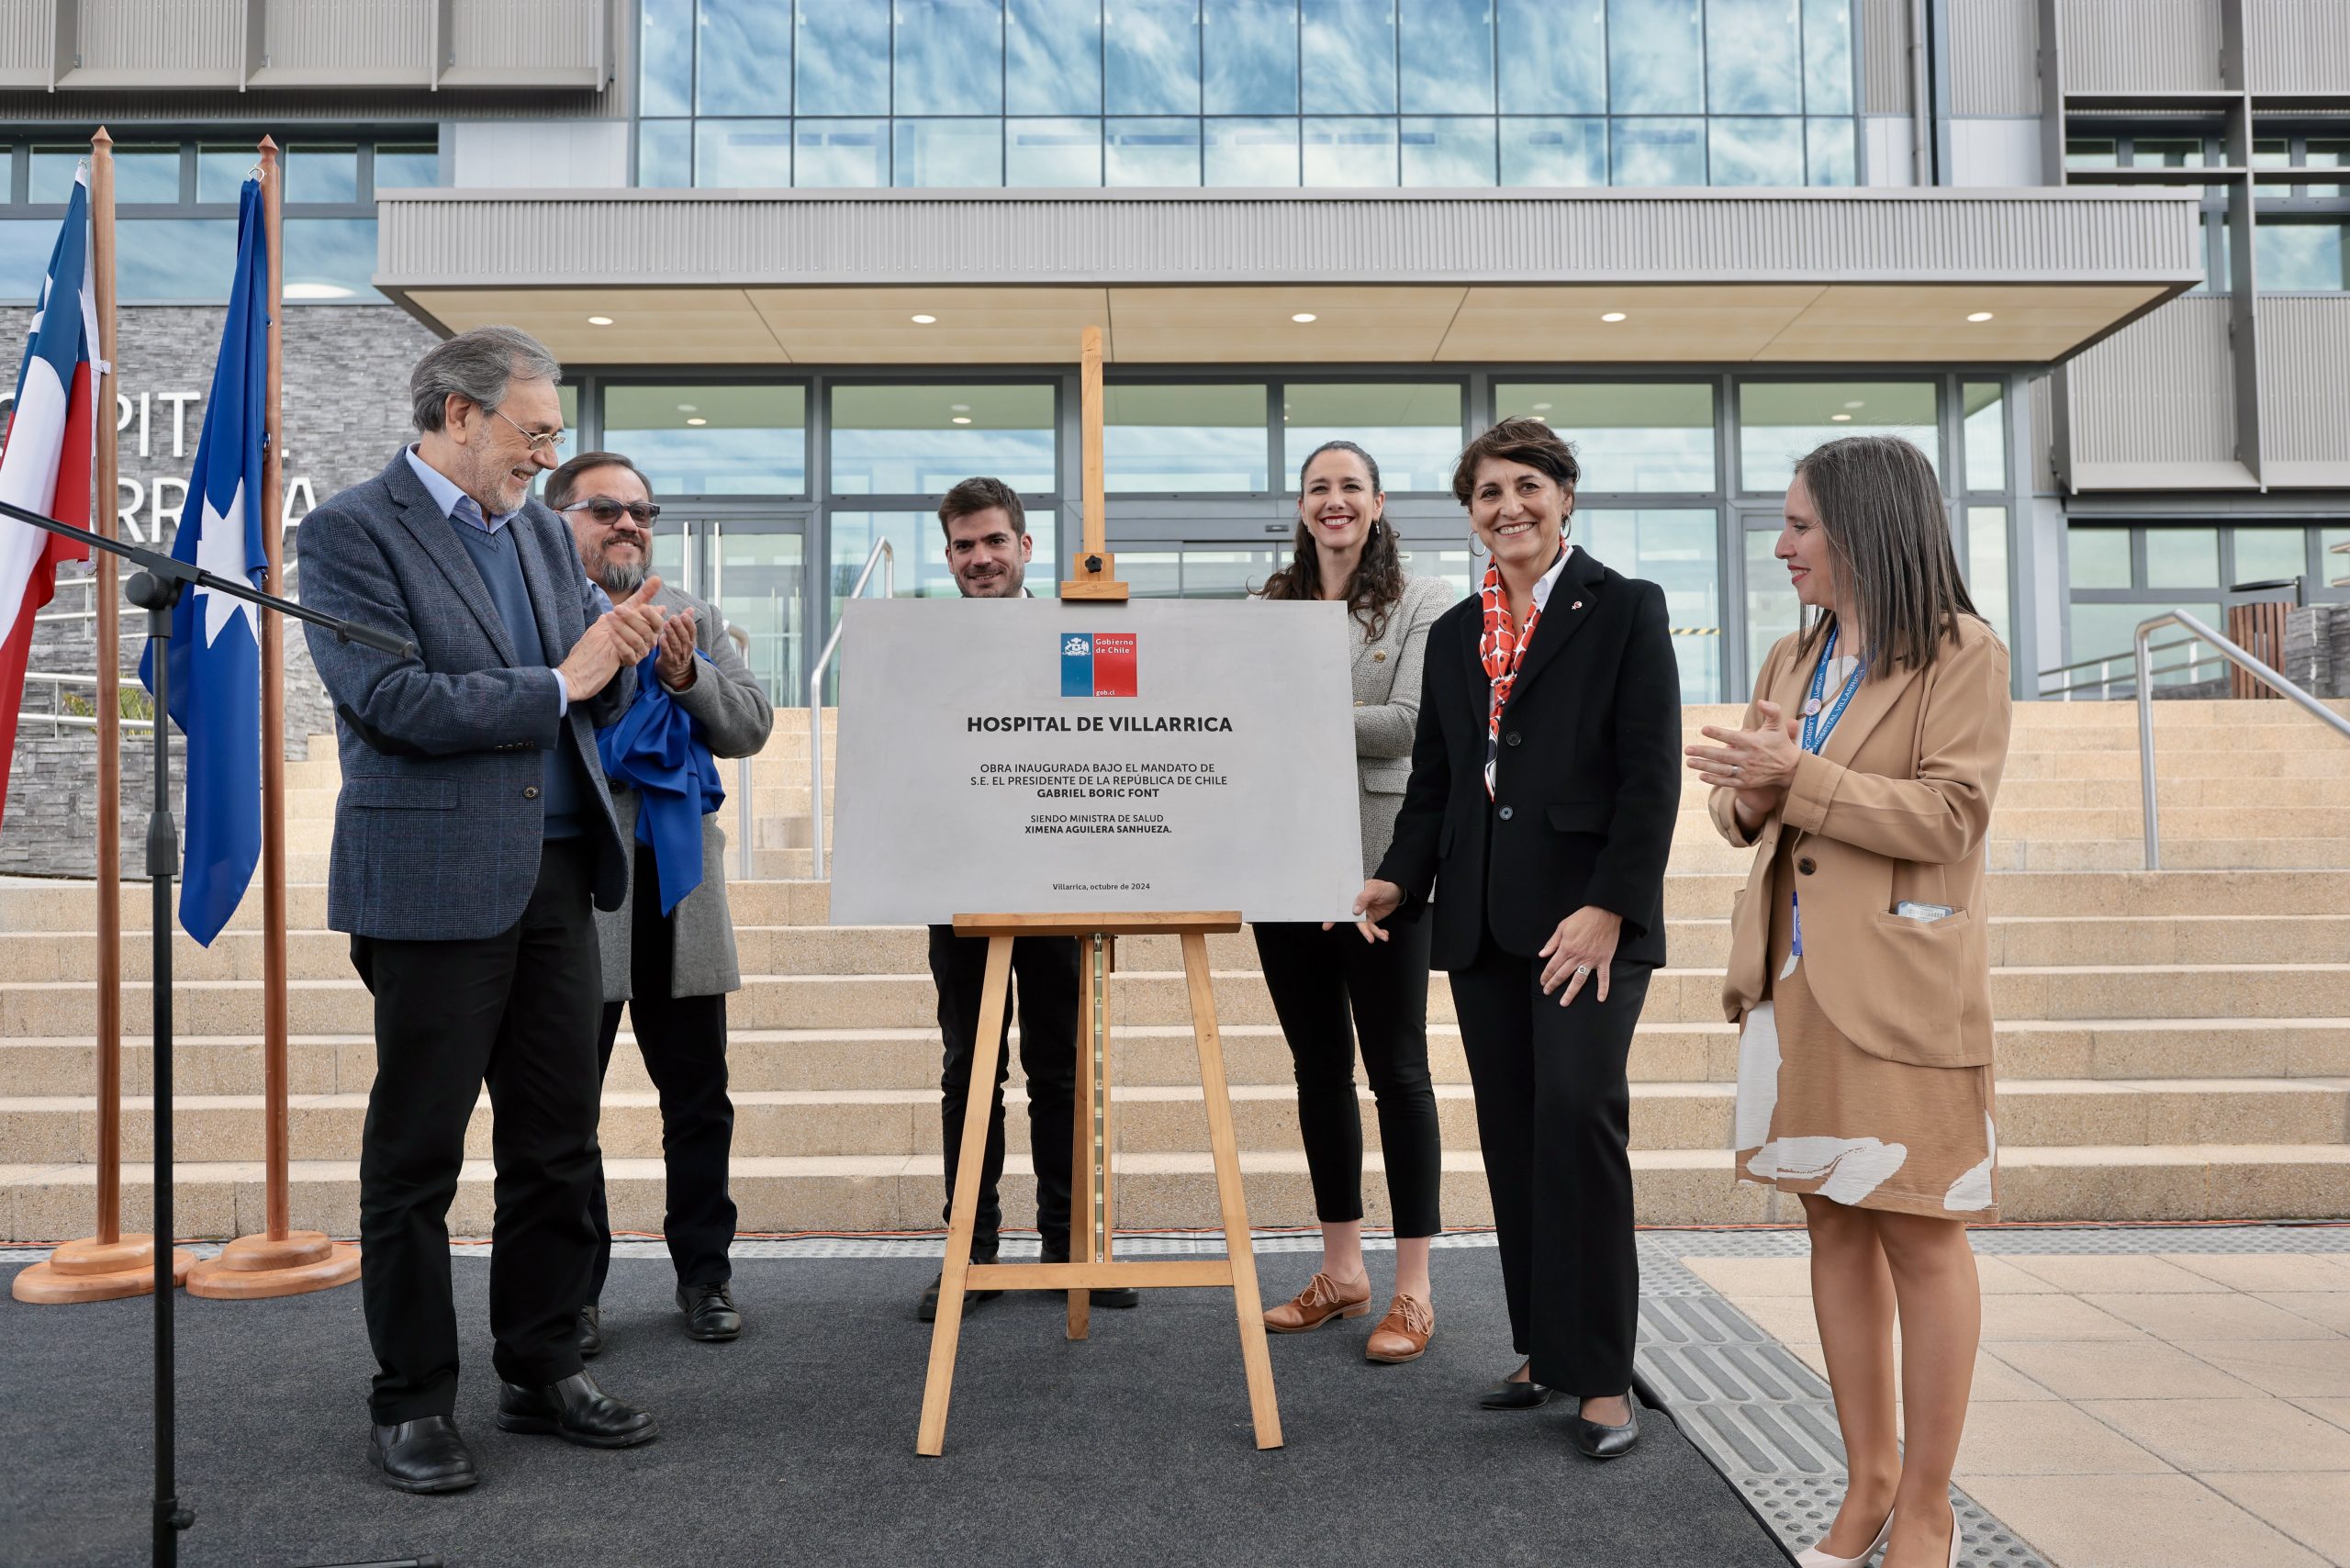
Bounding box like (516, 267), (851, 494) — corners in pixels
(404, 445), (568, 715)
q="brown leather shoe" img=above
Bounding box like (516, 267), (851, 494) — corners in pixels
(1262, 1271), (1372, 1333)
(1364, 1294), (1435, 1364)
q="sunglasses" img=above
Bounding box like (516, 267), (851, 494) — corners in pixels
(561, 498), (662, 527)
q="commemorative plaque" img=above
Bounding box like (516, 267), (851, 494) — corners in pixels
(826, 596), (1363, 927)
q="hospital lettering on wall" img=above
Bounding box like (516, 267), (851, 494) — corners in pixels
(0, 386), (316, 543)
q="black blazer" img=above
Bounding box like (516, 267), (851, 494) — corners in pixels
(1373, 546), (1682, 971)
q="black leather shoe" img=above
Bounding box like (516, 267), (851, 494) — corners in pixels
(1039, 1235), (1140, 1309)
(576, 1303), (603, 1359)
(495, 1372), (657, 1449)
(677, 1281), (742, 1342)
(1480, 1377), (1552, 1410)
(918, 1237), (1002, 1322)
(917, 1271), (1002, 1322)
(1572, 1395), (1640, 1461)
(369, 1415), (478, 1493)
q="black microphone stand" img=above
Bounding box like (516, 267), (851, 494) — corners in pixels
(0, 497), (426, 1568)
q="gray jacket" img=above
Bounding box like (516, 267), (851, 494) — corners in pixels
(596, 582), (775, 1002)
(1344, 576), (1455, 878)
(297, 448), (633, 941)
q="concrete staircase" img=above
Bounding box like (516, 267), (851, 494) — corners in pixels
(4, 701), (2347, 1240)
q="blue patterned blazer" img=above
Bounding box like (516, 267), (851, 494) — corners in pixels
(297, 447), (632, 941)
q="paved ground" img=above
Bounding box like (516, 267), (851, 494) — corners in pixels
(1682, 1225), (2350, 1567)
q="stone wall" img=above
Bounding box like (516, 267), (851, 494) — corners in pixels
(2, 304), (439, 877)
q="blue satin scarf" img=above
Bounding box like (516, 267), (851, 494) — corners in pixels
(596, 648), (725, 916)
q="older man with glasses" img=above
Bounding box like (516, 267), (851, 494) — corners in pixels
(297, 328), (670, 1493)
(550, 452), (774, 1355)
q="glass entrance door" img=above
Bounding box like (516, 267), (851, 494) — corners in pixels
(649, 510), (810, 708)
(1740, 505), (1797, 696)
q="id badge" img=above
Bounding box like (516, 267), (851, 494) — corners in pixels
(1894, 901), (1955, 924)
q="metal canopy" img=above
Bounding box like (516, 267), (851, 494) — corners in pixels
(374, 187), (2203, 369)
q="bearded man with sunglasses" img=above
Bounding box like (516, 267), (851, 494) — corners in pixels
(551, 452), (775, 1355)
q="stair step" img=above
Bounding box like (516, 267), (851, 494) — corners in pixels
(10, 964), (2350, 1038)
(10, 868), (2350, 933)
(10, 1143), (2347, 1238)
(6, 1077), (2341, 1166)
(6, 1018), (2347, 1098)
(13, 912), (2350, 983)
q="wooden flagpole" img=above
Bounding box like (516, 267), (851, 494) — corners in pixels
(91, 130), (123, 1249)
(12, 129), (195, 1303)
(188, 138), (356, 1299)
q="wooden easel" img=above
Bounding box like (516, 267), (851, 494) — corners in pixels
(912, 327), (1281, 1454)
(914, 912), (1282, 1456)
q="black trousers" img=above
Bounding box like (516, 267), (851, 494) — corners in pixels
(352, 837), (602, 1425)
(1448, 922), (1653, 1396)
(587, 843), (736, 1299)
(927, 925), (1078, 1245)
(1252, 916), (1442, 1238)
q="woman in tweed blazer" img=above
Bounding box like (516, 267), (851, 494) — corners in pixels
(1252, 439), (1454, 1364)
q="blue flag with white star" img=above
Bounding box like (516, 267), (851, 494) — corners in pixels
(140, 179), (269, 946)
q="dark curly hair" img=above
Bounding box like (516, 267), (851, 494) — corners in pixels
(1259, 439), (1408, 641)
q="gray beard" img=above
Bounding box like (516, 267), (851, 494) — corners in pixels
(598, 558), (647, 597)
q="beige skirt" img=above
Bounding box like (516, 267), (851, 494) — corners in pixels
(1732, 842), (1999, 1221)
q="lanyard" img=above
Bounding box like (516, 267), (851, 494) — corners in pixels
(1791, 627), (1863, 958)
(1800, 625), (1863, 755)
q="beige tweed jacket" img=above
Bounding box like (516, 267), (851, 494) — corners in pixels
(1347, 575), (1454, 879)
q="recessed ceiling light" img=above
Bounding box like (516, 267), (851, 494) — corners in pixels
(677, 403), (698, 413)
(1531, 402), (1553, 411)
(1529, 414), (1549, 422)
(1842, 400), (1866, 409)
(1600, 311), (1628, 322)
(587, 315), (614, 326)
(911, 313), (937, 324)
(951, 416), (972, 425)
(685, 417), (708, 426)
(1830, 413), (1852, 422)
(1291, 312), (1317, 323)
(950, 403), (970, 412)
(1966, 310), (1996, 322)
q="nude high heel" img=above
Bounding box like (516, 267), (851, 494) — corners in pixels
(1794, 1507), (1893, 1568)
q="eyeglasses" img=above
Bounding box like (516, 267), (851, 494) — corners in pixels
(560, 497), (662, 527)
(491, 406), (570, 455)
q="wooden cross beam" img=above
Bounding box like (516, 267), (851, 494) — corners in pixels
(1060, 325), (1129, 601)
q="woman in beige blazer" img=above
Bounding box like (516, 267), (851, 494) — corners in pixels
(1685, 434), (2010, 1568)
(1253, 439), (1452, 1364)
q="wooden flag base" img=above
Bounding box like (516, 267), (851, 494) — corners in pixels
(186, 1230), (361, 1300)
(916, 912), (1281, 1457)
(11, 1234), (196, 1304)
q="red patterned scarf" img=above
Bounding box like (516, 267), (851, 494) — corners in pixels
(1477, 558), (1541, 801)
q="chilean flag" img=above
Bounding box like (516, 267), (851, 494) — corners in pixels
(0, 169), (98, 834)
(140, 177), (269, 946)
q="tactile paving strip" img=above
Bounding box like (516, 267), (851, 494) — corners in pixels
(1631, 1234), (2048, 1567)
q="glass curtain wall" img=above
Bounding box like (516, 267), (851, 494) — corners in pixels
(1, 135), (437, 303)
(569, 366), (2022, 711)
(2063, 521), (2350, 690)
(639, 0), (1860, 190)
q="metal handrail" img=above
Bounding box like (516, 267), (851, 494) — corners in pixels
(2133, 610), (2350, 869)
(2039, 634), (2214, 700)
(808, 539), (894, 880)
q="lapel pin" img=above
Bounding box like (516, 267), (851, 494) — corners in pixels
(1571, 600), (1583, 610)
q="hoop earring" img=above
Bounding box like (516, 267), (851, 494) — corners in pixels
(1468, 532), (1488, 558)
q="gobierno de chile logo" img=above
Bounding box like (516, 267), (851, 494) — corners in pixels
(1060, 632), (1138, 698)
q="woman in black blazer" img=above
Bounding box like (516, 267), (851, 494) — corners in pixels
(1354, 417), (1682, 1460)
